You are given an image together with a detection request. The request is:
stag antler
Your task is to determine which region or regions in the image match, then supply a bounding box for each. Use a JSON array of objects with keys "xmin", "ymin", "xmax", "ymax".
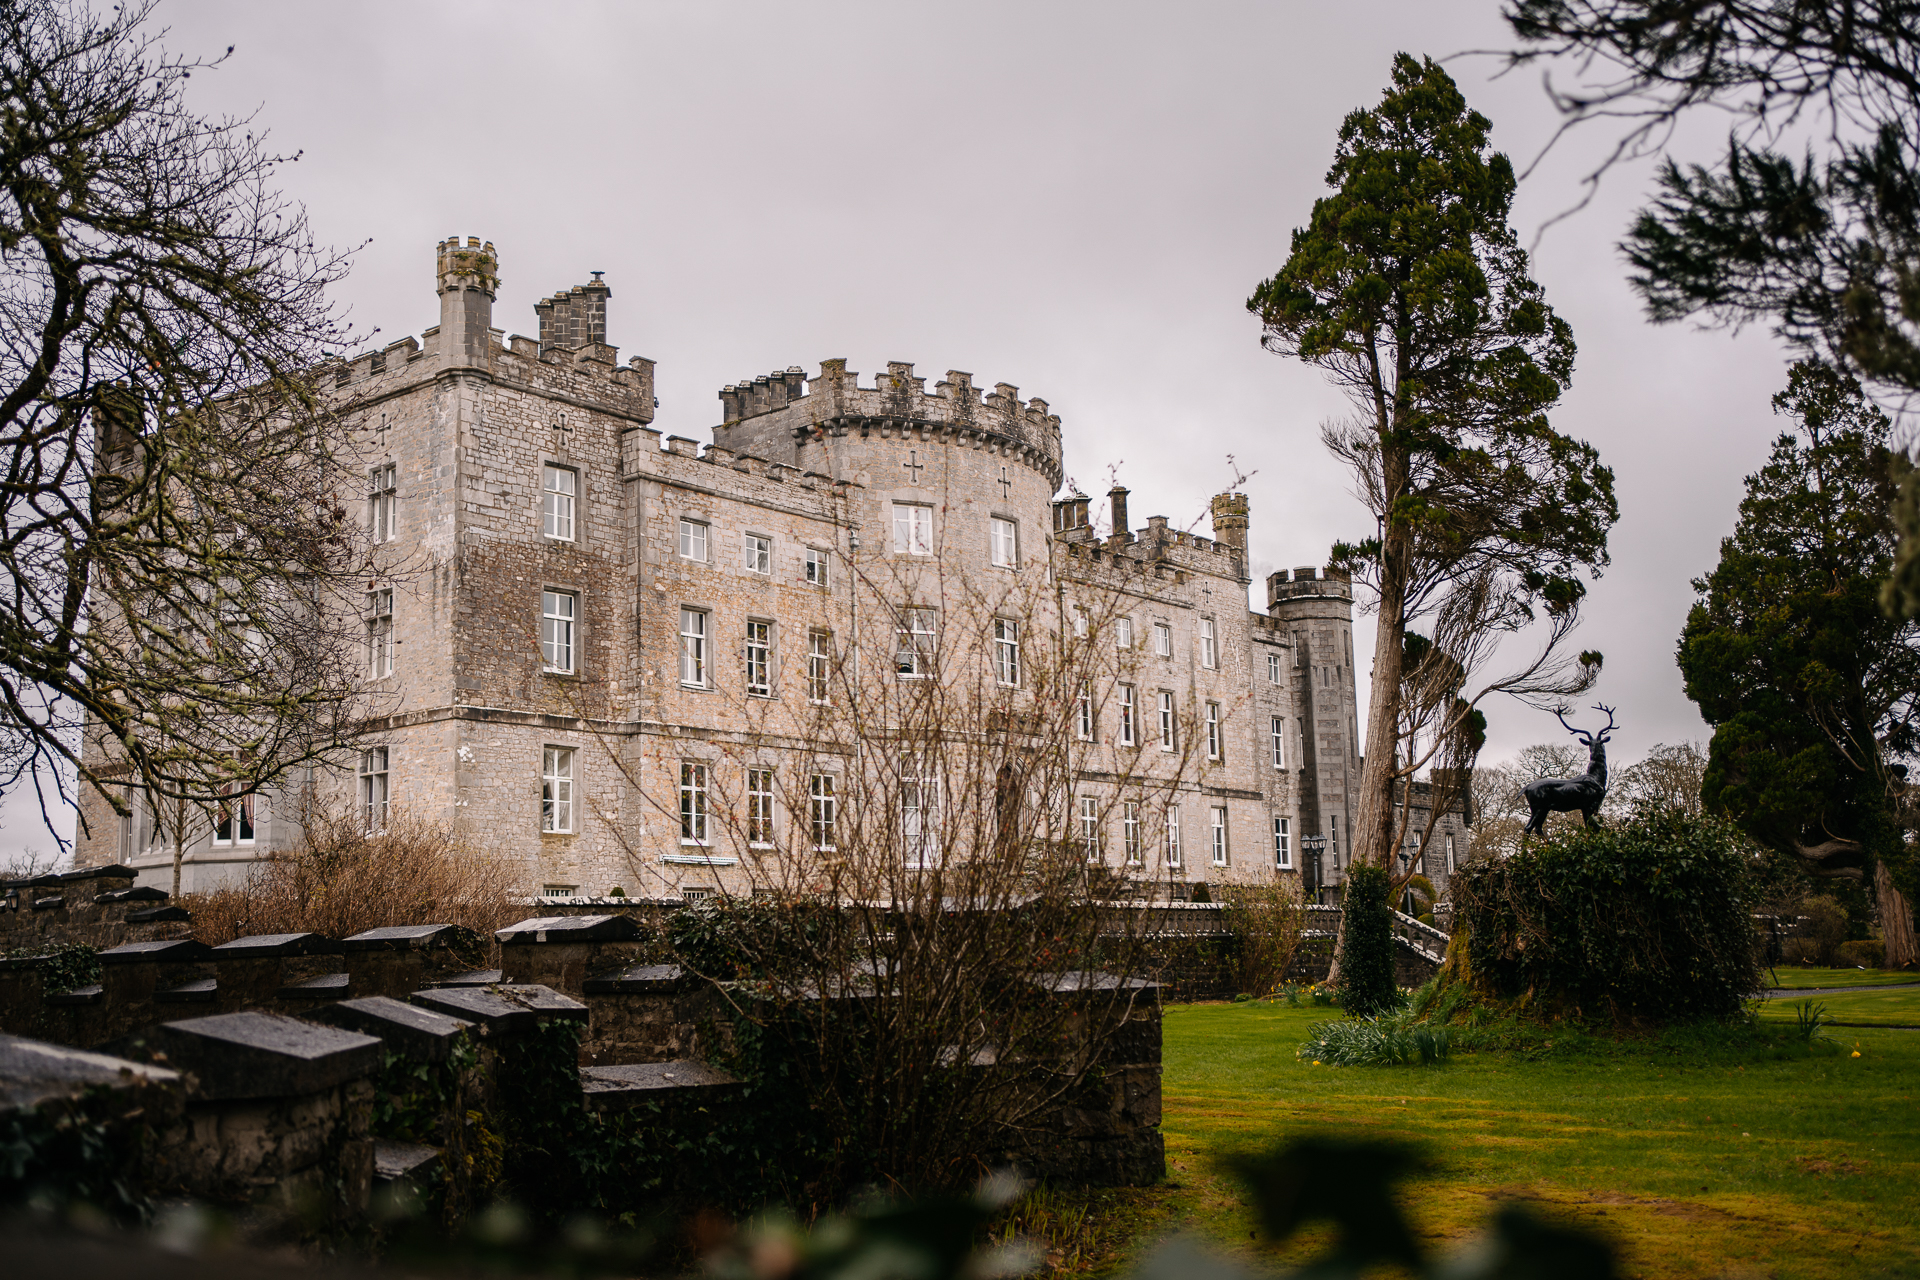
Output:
[
  {"xmin": 1553, "ymin": 704, "xmax": 1591, "ymax": 744},
  {"xmin": 1591, "ymin": 703, "xmax": 1618, "ymax": 742}
]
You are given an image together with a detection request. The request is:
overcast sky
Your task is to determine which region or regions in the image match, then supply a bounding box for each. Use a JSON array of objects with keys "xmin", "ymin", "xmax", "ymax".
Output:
[{"xmin": 5, "ymin": 1, "xmax": 1808, "ymax": 862}]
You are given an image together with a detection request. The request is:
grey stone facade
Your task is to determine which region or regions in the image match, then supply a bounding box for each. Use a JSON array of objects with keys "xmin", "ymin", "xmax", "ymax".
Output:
[{"xmin": 72, "ymin": 235, "xmax": 1436, "ymax": 904}]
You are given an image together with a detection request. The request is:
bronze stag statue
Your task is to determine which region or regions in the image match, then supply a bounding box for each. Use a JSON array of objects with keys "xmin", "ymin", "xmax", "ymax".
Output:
[{"xmin": 1522, "ymin": 704, "xmax": 1617, "ymax": 836}]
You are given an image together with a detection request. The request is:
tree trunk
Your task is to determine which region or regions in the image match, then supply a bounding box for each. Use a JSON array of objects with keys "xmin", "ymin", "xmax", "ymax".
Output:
[
  {"xmin": 1876, "ymin": 861, "xmax": 1918, "ymax": 969},
  {"xmin": 170, "ymin": 796, "xmax": 185, "ymax": 901},
  {"xmin": 1327, "ymin": 443, "xmax": 1414, "ymax": 986}
]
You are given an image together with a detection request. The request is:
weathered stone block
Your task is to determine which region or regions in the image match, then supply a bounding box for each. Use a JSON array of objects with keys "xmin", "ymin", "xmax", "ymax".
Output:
[
  {"xmin": 129, "ymin": 1012, "xmax": 382, "ymax": 1101},
  {"xmin": 311, "ymin": 995, "xmax": 473, "ymax": 1062}
]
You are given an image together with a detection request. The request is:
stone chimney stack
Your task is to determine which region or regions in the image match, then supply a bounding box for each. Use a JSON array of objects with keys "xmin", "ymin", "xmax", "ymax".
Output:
[
  {"xmin": 436, "ymin": 236, "xmax": 498, "ymax": 371},
  {"xmin": 1210, "ymin": 491, "xmax": 1249, "ymax": 552},
  {"xmin": 1109, "ymin": 485, "xmax": 1130, "ymax": 542},
  {"xmin": 535, "ymin": 274, "xmax": 612, "ymax": 353}
]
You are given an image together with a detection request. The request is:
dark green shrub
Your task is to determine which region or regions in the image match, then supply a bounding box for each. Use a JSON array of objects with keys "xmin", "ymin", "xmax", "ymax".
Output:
[
  {"xmin": 1336, "ymin": 864, "xmax": 1397, "ymax": 1017},
  {"xmin": 1835, "ymin": 938, "xmax": 1885, "ymax": 968},
  {"xmin": 1452, "ymin": 808, "xmax": 1761, "ymax": 1024}
]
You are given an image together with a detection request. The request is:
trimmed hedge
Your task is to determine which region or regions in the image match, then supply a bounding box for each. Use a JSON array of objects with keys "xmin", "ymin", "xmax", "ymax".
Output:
[
  {"xmin": 1452, "ymin": 808, "xmax": 1762, "ymax": 1024},
  {"xmin": 1337, "ymin": 864, "xmax": 1398, "ymax": 1016}
]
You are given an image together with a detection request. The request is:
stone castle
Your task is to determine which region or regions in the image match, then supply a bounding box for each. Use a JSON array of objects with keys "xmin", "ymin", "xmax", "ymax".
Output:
[{"xmin": 76, "ymin": 237, "xmax": 1466, "ymax": 903}]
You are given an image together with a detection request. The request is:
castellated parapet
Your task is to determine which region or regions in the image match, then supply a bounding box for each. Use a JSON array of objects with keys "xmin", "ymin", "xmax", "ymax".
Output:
[{"xmin": 713, "ymin": 359, "xmax": 1065, "ymax": 489}]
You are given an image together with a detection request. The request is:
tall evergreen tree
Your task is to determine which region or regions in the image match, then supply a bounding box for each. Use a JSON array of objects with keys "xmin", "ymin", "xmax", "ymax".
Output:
[
  {"xmin": 1248, "ymin": 54, "xmax": 1618, "ymax": 897},
  {"xmin": 1679, "ymin": 362, "xmax": 1920, "ymax": 966}
]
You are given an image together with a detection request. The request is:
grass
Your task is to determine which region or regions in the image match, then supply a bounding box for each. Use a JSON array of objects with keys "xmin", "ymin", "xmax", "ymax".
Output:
[
  {"xmin": 1758, "ymin": 988, "xmax": 1920, "ymax": 1028},
  {"xmin": 1766, "ymin": 967, "xmax": 1920, "ymax": 990},
  {"xmin": 1144, "ymin": 1000, "xmax": 1920, "ymax": 1280}
]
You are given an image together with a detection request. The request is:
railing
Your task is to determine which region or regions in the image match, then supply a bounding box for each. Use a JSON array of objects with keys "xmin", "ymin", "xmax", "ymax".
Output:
[{"xmin": 1389, "ymin": 909, "xmax": 1451, "ymax": 964}]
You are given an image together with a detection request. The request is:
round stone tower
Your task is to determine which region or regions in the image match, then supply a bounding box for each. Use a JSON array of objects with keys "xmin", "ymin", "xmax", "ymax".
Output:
[{"xmin": 1268, "ymin": 566, "xmax": 1360, "ymax": 897}]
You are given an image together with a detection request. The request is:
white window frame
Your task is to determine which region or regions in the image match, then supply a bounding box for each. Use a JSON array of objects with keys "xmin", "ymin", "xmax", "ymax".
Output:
[
  {"xmin": 1275, "ymin": 816, "xmax": 1292, "ymax": 869},
  {"xmin": 543, "ymin": 464, "xmax": 577, "ymax": 541},
  {"xmin": 990, "ymin": 516, "xmax": 1018, "ymax": 568},
  {"xmin": 1200, "ymin": 617, "xmax": 1218, "ymax": 669},
  {"xmin": 1211, "ymin": 806, "xmax": 1229, "ymax": 866},
  {"xmin": 902, "ymin": 759, "xmax": 939, "ymax": 869},
  {"xmin": 810, "ymin": 773, "xmax": 837, "ymax": 851},
  {"xmin": 744, "ymin": 532, "xmax": 772, "ymax": 574},
  {"xmin": 1118, "ymin": 684, "xmax": 1136, "ymax": 746},
  {"xmin": 1206, "ymin": 702, "xmax": 1221, "ymax": 761},
  {"xmin": 679, "ymin": 761, "xmax": 709, "ymax": 845},
  {"xmin": 1079, "ymin": 795, "xmax": 1100, "ymax": 861},
  {"xmin": 807, "ymin": 630, "xmax": 832, "ymax": 704},
  {"xmin": 746, "ymin": 767, "xmax": 775, "ymax": 847},
  {"xmin": 1116, "ymin": 618, "xmax": 1133, "ymax": 649},
  {"xmin": 360, "ymin": 747, "xmax": 389, "ymax": 831},
  {"xmin": 1123, "ymin": 801, "xmax": 1141, "ymax": 864},
  {"xmin": 1446, "ymin": 832, "xmax": 1456, "ymax": 874},
  {"xmin": 1165, "ymin": 804, "xmax": 1182, "ymax": 868},
  {"xmin": 1158, "ymin": 691, "xmax": 1176, "ymax": 751},
  {"xmin": 1076, "ymin": 685, "xmax": 1094, "ymax": 740},
  {"xmin": 541, "ymin": 589, "xmax": 577, "ymax": 674},
  {"xmin": 542, "ymin": 746, "xmax": 573, "ymax": 833},
  {"xmin": 993, "ymin": 618, "xmax": 1021, "ymax": 687},
  {"xmin": 679, "ymin": 607, "xmax": 708, "ymax": 688},
  {"xmin": 367, "ymin": 588, "xmax": 393, "ymax": 679},
  {"xmin": 678, "ymin": 518, "xmax": 709, "ymax": 561},
  {"xmin": 1271, "ymin": 716, "xmax": 1287, "ymax": 769},
  {"xmin": 212, "ymin": 786, "xmax": 255, "ymax": 846},
  {"xmin": 805, "ymin": 546, "xmax": 831, "ymax": 589},
  {"xmin": 370, "ymin": 463, "xmax": 397, "ymax": 543},
  {"xmin": 1330, "ymin": 814, "xmax": 1340, "ymax": 866},
  {"xmin": 892, "ymin": 502, "xmax": 933, "ymax": 556},
  {"xmin": 896, "ymin": 606, "xmax": 936, "ymax": 678},
  {"xmin": 745, "ymin": 618, "xmax": 772, "ymax": 697},
  {"xmin": 1268, "ymin": 651, "xmax": 1282, "ymax": 685},
  {"xmin": 1154, "ymin": 622, "xmax": 1173, "ymax": 658}
]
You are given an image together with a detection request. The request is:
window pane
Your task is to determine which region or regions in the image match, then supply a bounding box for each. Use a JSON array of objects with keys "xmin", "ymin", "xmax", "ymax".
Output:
[
  {"xmin": 745, "ymin": 619, "xmax": 771, "ymax": 695},
  {"xmin": 745, "ymin": 534, "xmax": 771, "ymax": 573},
  {"xmin": 543, "ymin": 466, "xmax": 576, "ymax": 540},
  {"xmin": 542, "ymin": 590, "xmax": 576, "ymax": 672},
  {"xmin": 679, "ymin": 519, "xmax": 707, "ymax": 560},
  {"xmin": 808, "ymin": 631, "xmax": 831, "ymax": 703},
  {"xmin": 680, "ymin": 608, "xmax": 707, "ymax": 686},
  {"xmin": 1117, "ymin": 618, "xmax": 1133, "ymax": 649},
  {"xmin": 991, "ymin": 518, "xmax": 1017, "ymax": 567}
]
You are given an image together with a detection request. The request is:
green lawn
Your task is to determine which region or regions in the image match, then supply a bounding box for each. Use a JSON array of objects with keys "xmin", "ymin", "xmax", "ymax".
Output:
[
  {"xmin": 1767, "ymin": 967, "xmax": 1920, "ymax": 990},
  {"xmin": 1760, "ymin": 987, "xmax": 1920, "ymax": 1028},
  {"xmin": 1154, "ymin": 1001, "xmax": 1920, "ymax": 1279}
]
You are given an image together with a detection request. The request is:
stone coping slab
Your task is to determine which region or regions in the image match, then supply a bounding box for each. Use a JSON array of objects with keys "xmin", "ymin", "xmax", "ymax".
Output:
[
  {"xmin": 59, "ymin": 864, "xmax": 136, "ymax": 883},
  {"xmin": 211, "ymin": 932, "xmax": 339, "ymax": 958},
  {"xmin": 340, "ymin": 923, "xmax": 469, "ymax": 952},
  {"xmin": 374, "ymin": 1138, "xmax": 443, "ymax": 1186},
  {"xmin": 433, "ymin": 969, "xmax": 503, "ymax": 987},
  {"xmin": 95, "ymin": 886, "xmax": 170, "ymax": 904},
  {"xmin": 277, "ymin": 973, "xmax": 350, "ymax": 999},
  {"xmin": 0, "ymin": 1032, "xmax": 181, "ymax": 1116},
  {"xmin": 125, "ymin": 906, "xmax": 192, "ymax": 924},
  {"xmin": 30, "ymin": 895, "xmax": 65, "ymax": 910},
  {"xmin": 155, "ymin": 978, "xmax": 217, "ymax": 1003},
  {"xmin": 495, "ymin": 914, "xmax": 641, "ymax": 944},
  {"xmin": 580, "ymin": 1059, "xmax": 737, "ymax": 1112},
  {"xmin": 583, "ymin": 963, "xmax": 688, "ymax": 995},
  {"xmin": 47, "ymin": 983, "xmax": 104, "ymax": 1006},
  {"xmin": 310, "ymin": 996, "xmax": 473, "ymax": 1062},
  {"xmin": 99, "ymin": 939, "xmax": 210, "ymax": 964},
  {"xmin": 410, "ymin": 984, "xmax": 585, "ymax": 1033},
  {"xmin": 130, "ymin": 1012, "xmax": 382, "ymax": 1101}
]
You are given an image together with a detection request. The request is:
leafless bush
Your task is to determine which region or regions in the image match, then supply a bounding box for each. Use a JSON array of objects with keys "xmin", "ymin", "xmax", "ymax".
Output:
[
  {"xmin": 566, "ymin": 503, "xmax": 1223, "ymax": 1193},
  {"xmin": 186, "ymin": 803, "xmax": 518, "ymax": 958},
  {"xmin": 1218, "ymin": 877, "xmax": 1306, "ymax": 996}
]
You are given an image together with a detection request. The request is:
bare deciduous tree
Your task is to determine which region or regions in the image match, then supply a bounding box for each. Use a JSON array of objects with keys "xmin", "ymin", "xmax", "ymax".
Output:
[{"xmin": 0, "ymin": 0, "xmax": 368, "ymax": 850}]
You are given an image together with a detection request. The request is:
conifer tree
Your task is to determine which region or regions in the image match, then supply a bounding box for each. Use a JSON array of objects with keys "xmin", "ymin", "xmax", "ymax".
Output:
[
  {"xmin": 1679, "ymin": 361, "xmax": 1920, "ymax": 967},
  {"xmin": 1249, "ymin": 54, "xmax": 1617, "ymax": 900}
]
